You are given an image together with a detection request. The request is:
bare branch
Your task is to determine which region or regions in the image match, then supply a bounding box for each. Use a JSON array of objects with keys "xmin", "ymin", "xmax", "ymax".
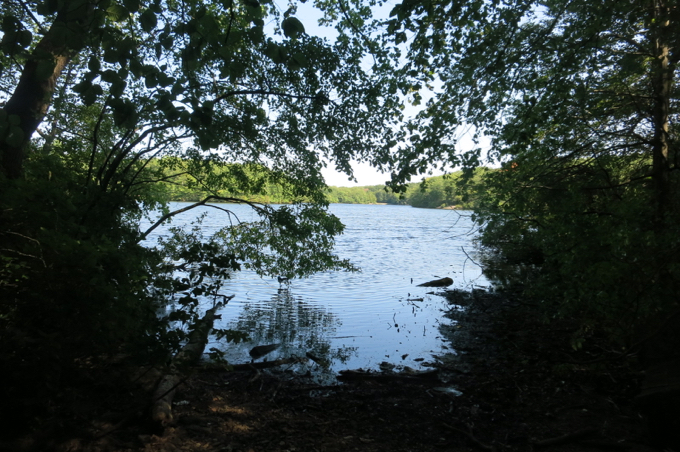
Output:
[
  {"xmin": 87, "ymin": 96, "xmax": 111, "ymax": 185},
  {"xmin": 460, "ymin": 246, "xmax": 482, "ymax": 268},
  {"xmin": 19, "ymin": 0, "xmax": 47, "ymax": 34},
  {"xmin": 214, "ymin": 89, "xmax": 328, "ymax": 103},
  {"xmin": 139, "ymin": 196, "xmax": 270, "ymax": 241}
]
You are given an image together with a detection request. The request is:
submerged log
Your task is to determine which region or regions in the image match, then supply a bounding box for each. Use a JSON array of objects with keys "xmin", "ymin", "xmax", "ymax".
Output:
[
  {"xmin": 306, "ymin": 351, "xmax": 330, "ymax": 368},
  {"xmin": 151, "ymin": 303, "xmax": 223, "ymax": 427},
  {"xmin": 249, "ymin": 343, "xmax": 280, "ymax": 360},
  {"xmin": 417, "ymin": 277, "xmax": 453, "ymax": 287},
  {"xmin": 231, "ymin": 356, "xmax": 308, "ymax": 371},
  {"xmin": 201, "ymin": 356, "xmax": 309, "ymax": 372},
  {"xmin": 337, "ymin": 368, "xmax": 439, "ymax": 383}
]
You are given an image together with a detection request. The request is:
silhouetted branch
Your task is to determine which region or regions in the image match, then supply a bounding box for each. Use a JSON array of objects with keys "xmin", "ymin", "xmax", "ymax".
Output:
[{"xmin": 139, "ymin": 196, "xmax": 269, "ymax": 240}]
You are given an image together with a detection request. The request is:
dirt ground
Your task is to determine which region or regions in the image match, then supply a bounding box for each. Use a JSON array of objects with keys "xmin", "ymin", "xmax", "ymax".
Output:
[{"xmin": 21, "ymin": 290, "xmax": 664, "ymax": 452}]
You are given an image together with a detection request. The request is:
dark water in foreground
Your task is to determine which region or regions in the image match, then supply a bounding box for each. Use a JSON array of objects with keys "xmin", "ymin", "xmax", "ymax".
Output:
[{"xmin": 143, "ymin": 203, "xmax": 488, "ymax": 376}]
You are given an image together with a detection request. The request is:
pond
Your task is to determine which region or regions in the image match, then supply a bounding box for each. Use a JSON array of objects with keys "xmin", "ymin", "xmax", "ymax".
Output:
[{"xmin": 142, "ymin": 203, "xmax": 488, "ymax": 378}]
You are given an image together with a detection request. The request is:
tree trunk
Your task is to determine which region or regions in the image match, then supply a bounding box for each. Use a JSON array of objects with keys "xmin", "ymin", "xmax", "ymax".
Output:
[
  {"xmin": 151, "ymin": 304, "xmax": 223, "ymax": 427},
  {"xmin": 650, "ymin": 0, "xmax": 674, "ymax": 219},
  {"xmin": 1, "ymin": 3, "xmax": 93, "ymax": 178}
]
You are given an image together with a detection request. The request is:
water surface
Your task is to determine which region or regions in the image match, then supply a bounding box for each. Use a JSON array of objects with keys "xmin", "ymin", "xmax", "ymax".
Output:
[{"xmin": 143, "ymin": 203, "xmax": 487, "ymax": 374}]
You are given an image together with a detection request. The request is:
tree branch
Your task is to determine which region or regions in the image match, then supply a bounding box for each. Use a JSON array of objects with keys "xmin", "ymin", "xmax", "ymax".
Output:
[
  {"xmin": 19, "ymin": 0, "xmax": 47, "ymax": 34},
  {"xmin": 214, "ymin": 89, "xmax": 328, "ymax": 103},
  {"xmin": 139, "ymin": 196, "xmax": 270, "ymax": 241}
]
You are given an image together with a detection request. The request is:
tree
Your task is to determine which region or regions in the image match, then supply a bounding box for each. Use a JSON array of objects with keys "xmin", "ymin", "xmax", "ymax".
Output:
[
  {"xmin": 0, "ymin": 0, "xmax": 403, "ymax": 438},
  {"xmin": 388, "ymin": 0, "xmax": 680, "ymax": 347}
]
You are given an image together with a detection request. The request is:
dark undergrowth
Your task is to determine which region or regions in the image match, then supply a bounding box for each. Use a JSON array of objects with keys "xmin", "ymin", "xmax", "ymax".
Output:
[{"xmin": 2, "ymin": 289, "xmax": 666, "ymax": 452}]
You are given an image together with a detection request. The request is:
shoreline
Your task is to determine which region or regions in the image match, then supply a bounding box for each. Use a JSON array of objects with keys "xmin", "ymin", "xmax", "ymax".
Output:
[{"xmin": 31, "ymin": 288, "xmax": 654, "ymax": 452}]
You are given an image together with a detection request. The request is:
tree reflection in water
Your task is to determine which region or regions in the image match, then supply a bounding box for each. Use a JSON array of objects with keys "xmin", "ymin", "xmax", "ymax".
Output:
[{"xmin": 214, "ymin": 286, "xmax": 357, "ymax": 379}]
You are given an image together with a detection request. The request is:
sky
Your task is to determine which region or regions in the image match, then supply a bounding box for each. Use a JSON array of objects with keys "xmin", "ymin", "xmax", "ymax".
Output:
[
  {"xmin": 296, "ymin": 2, "xmax": 405, "ymax": 187},
  {"xmin": 321, "ymin": 161, "xmax": 392, "ymax": 187},
  {"xmin": 290, "ymin": 1, "xmax": 491, "ymax": 188}
]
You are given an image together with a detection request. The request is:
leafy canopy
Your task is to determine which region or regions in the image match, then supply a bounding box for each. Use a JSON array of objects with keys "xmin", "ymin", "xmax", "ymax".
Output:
[
  {"xmin": 0, "ymin": 0, "xmax": 406, "ymax": 433},
  {"xmin": 388, "ymin": 0, "xmax": 680, "ymax": 346}
]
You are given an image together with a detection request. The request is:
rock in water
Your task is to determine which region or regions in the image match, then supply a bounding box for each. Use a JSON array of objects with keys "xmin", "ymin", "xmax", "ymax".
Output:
[
  {"xmin": 416, "ymin": 277, "xmax": 453, "ymax": 287},
  {"xmin": 249, "ymin": 343, "xmax": 280, "ymax": 360}
]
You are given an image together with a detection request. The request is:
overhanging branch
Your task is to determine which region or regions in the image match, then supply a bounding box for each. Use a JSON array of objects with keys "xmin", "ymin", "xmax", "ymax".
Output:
[
  {"xmin": 213, "ymin": 89, "xmax": 328, "ymax": 103},
  {"xmin": 139, "ymin": 196, "xmax": 270, "ymax": 241}
]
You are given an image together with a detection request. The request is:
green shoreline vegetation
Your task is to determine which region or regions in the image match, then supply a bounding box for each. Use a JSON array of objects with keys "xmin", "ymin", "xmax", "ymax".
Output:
[
  {"xmin": 157, "ymin": 159, "xmax": 489, "ymax": 209},
  {"xmin": 3, "ymin": 0, "xmax": 680, "ymax": 448}
]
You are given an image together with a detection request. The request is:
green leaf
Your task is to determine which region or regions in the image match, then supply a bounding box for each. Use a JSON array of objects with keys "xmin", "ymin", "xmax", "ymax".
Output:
[
  {"xmin": 243, "ymin": 0, "xmax": 262, "ymax": 22},
  {"xmin": 263, "ymin": 42, "xmax": 287, "ymax": 64},
  {"xmin": 111, "ymin": 99, "xmax": 138, "ymax": 127},
  {"xmin": 83, "ymin": 84, "xmax": 103, "ymax": 106},
  {"xmin": 228, "ymin": 61, "xmax": 246, "ymax": 82},
  {"xmin": 107, "ymin": 5, "xmax": 130, "ymax": 22},
  {"xmin": 110, "ymin": 79, "xmax": 126, "ymax": 97},
  {"xmin": 88, "ymin": 57, "xmax": 101, "ymax": 72},
  {"xmin": 18, "ymin": 29, "xmax": 32, "ymax": 48},
  {"xmin": 139, "ymin": 9, "xmax": 157, "ymax": 32},
  {"xmin": 288, "ymin": 52, "xmax": 309, "ymax": 70},
  {"xmin": 123, "ymin": 0, "xmax": 141, "ymax": 11},
  {"xmin": 72, "ymin": 80, "xmax": 92, "ymax": 94},
  {"xmin": 281, "ymin": 17, "xmax": 305, "ymax": 39},
  {"xmin": 145, "ymin": 72, "xmax": 158, "ymax": 88},
  {"xmin": 224, "ymin": 29, "xmax": 243, "ymax": 47},
  {"xmin": 104, "ymin": 47, "xmax": 120, "ymax": 64},
  {"xmin": 156, "ymin": 72, "xmax": 173, "ymax": 88},
  {"xmin": 129, "ymin": 57, "xmax": 144, "ymax": 77},
  {"xmin": 101, "ymin": 69, "xmax": 120, "ymax": 84},
  {"xmin": 1, "ymin": 15, "xmax": 17, "ymax": 33},
  {"xmin": 160, "ymin": 33, "xmax": 174, "ymax": 50}
]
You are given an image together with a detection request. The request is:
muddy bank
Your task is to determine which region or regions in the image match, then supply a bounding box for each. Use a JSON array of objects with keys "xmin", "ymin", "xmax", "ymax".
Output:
[{"xmin": 10, "ymin": 289, "xmax": 659, "ymax": 452}]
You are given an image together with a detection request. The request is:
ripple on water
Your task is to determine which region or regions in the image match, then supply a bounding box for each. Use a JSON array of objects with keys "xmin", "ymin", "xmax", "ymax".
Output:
[{"xmin": 142, "ymin": 203, "xmax": 488, "ymax": 374}]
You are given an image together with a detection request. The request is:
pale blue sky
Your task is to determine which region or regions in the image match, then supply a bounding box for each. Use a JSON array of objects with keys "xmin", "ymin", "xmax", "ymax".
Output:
[{"xmin": 290, "ymin": 1, "xmax": 489, "ymax": 187}]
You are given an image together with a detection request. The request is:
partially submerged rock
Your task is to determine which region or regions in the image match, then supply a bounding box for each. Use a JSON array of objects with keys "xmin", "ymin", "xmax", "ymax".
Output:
[
  {"xmin": 249, "ymin": 343, "xmax": 281, "ymax": 360},
  {"xmin": 417, "ymin": 277, "xmax": 453, "ymax": 287}
]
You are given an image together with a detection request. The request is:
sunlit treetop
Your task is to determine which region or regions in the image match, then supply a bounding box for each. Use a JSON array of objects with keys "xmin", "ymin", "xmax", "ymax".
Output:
[{"xmin": 0, "ymin": 0, "xmax": 407, "ymax": 194}]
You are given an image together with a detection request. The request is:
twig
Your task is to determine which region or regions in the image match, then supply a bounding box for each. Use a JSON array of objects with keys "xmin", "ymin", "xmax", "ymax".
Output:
[
  {"xmin": 460, "ymin": 246, "xmax": 482, "ymax": 268},
  {"xmin": 139, "ymin": 195, "xmax": 269, "ymax": 240},
  {"xmin": 248, "ymin": 366, "xmax": 262, "ymax": 384}
]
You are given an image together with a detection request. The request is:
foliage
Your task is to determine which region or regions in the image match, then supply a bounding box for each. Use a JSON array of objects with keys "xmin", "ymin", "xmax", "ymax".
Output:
[
  {"xmin": 0, "ymin": 0, "xmax": 404, "ymax": 436},
  {"xmin": 325, "ymin": 186, "xmax": 377, "ymax": 204},
  {"xmin": 406, "ymin": 169, "xmax": 488, "ymax": 209},
  {"xmin": 389, "ymin": 0, "xmax": 680, "ymax": 348},
  {"xmin": 146, "ymin": 157, "xmax": 484, "ymax": 208},
  {"xmin": 0, "ymin": 155, "xmax": 171, "ymax": 432},
  {"xmin": 359, "ymin": 170, "xmax": 487, "ymax": 208},
  {"xmin": 148, "ymin": 158, "xmax": 311, "ymax": 204}
]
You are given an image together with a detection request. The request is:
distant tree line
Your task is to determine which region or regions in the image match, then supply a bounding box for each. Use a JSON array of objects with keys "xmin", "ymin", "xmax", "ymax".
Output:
[
  {"xmin": 349, "ymin": 168, "xmax": 488, "ymax": 209},
  {"xmin": 157, "ymin": 158, "xmax": 488, "ymax": 209}
]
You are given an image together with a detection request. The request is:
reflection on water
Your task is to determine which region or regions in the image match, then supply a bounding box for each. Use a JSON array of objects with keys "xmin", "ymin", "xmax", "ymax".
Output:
[
  {"xmin": 209, "ymin": 287, "xmax": 357, "ymax": 369},
  {"xmin": 143, "ymin": 203, "xmax": 488, "ymax": 375}
]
